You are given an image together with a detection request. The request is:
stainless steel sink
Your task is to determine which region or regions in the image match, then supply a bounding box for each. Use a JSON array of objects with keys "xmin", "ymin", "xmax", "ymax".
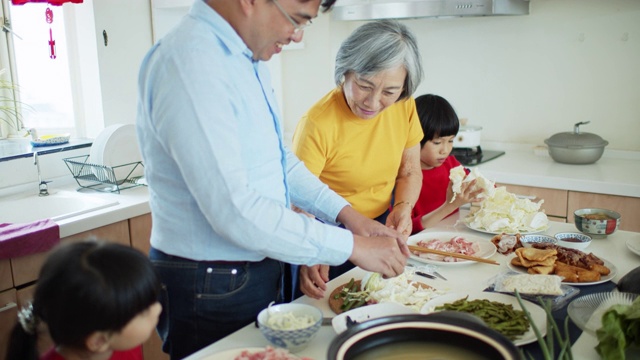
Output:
[{"xmin": 0, "ymin": 190, "xmax": 119, "ymax": 224}]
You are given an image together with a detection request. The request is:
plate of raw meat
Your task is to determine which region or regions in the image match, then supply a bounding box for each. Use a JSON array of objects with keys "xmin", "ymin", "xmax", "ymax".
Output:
[{"xmin": 408, "ymin": 231, "xmax": 496, "ymax": 266}]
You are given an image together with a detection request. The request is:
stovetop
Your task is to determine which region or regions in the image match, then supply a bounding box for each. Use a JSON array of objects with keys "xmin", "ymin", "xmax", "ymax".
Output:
[{"xmin": 452, "ymin": 146, "xmax": 505, "ymax": 166}]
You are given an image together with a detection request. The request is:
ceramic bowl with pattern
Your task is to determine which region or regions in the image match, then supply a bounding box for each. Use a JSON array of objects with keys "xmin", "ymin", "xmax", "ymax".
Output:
[
  {"xmin": 574, "ymin": 208, "xmax": 621, "ymax": 237},
  {"xmin": 257, "ymin": 303, "xmax": 322, "ymax": 353},
  {"xmin": 555, "ymin": 232, "xmax": 592, "ymax": 250},
  {"xmin": 520, "ymin": 234, "xmax": 558, "ymax": 248}
]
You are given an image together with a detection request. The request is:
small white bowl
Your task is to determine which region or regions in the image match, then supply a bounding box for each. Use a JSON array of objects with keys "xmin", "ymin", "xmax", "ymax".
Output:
[
  {"xmin": 555, "ymin": 232, "xmax": 592, "ymax": 250},
  {"xmin": 568, "ymin": 292, "xmax": 638, "ymax": 336},
  {"xmin": 257, "ymin": 303, "xmax": 322, "ymax": 353},
  {"xmin": 520, "ymin": 234, "xmax": 558, "ymax": 248}
]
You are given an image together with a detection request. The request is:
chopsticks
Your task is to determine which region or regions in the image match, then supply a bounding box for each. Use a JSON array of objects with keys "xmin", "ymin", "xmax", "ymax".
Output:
[{"xmin": 408, "ymin": 245, "xmax": 499, "ymax": 265}]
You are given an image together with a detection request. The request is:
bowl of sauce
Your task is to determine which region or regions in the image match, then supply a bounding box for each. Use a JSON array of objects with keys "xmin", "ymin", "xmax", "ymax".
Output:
[
  {"xmin": 555, "ymin": 232, "xmax": 592, "ymax": 250},
  {"xmin": 574, "ymin": 208, "xmax": 621, "ymax": 237}
]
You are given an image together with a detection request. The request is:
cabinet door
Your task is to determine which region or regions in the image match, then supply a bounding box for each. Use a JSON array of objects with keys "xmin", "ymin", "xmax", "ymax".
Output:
[
  {"xmin": 568, "ymin": 192, "xmax": 640, "ymax": 232},
  {"xmin": 128, "ymin": 213, "xmax": 169, "ymax": 360},
  {"xmin": 496, "ymin": 183, "xmax": 568, "ymax": 220},
  {"xmin": 10, "ymin": 220, "xmax": 130, "ymax": 287},
  {"xmin": 93, "ymin": 0, "xmax": 153, "ymax": 127},
  {"xmin": 129, "ymin": 213, "xmax": 152, "ymax": 255},
  {"xmin": 0, "ymin": 289, "xmax": 18, "ymax": 359},
  {"xmin": 0, "ymin": 260, "xmax": 12, "ymax": 292}
]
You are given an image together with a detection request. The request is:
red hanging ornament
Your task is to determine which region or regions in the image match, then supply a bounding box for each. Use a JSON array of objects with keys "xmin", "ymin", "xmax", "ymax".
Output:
[
  {"xmin": 12, "ymin": 0, "xmax": 83, "ymax": 6},
  {"xmin": 46, "ymin": 7, "xmax": 56, "ymax": 59}
]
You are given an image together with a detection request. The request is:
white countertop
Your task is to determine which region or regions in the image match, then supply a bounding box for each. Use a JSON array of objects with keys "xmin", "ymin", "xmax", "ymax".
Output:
[
  {"xmin": 471, "ymin": 144, "xmax": 640, "ymax": 198},
  {"xmin": 1, "ymin": 179, "xmax": 153, "ymax": 238},
  {"xmin": 184, "ymin": 212, "xmax": 640, "ymax": 360}
]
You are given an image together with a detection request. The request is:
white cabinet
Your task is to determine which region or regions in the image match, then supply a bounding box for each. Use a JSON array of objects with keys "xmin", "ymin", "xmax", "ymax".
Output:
[{"xmin": 92, "ymin": 0, "xmax": 153, "ymax": 128}]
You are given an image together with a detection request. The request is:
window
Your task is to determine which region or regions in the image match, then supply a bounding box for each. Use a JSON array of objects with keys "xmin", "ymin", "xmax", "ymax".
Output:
[
  {"xmin": 0, "ymin": 0, "xmax": 102, "ymax": 138},
  {"xmin": 8, "ymin": 2, "xmax": 74, "ymax": 132}
]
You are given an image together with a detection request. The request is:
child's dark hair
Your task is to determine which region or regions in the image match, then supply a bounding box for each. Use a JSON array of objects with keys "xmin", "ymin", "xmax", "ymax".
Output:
[
  {"xmin": 415, "ymin": 94, "xmax": 460, "ymax": 147},
  {"xmin": 6, "ymin": 240, "xmax": 161, "ymax": 360}
]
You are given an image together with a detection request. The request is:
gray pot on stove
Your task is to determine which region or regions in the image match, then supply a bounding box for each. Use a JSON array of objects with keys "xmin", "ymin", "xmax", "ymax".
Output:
[{"xmin": 544, "ymin": 121, "xmax": 608, "ymax": 165}]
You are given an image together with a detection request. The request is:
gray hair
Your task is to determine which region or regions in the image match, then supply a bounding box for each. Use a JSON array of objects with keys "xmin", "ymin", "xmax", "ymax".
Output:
[{"xmin": 334, "ymin": 20, "xmax": 423, "ymax": 101}]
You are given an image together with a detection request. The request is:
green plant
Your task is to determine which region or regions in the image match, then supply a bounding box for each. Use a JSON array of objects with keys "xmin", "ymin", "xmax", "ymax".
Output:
[
  {"xmin": 0, "ymin": 78, "xmax": 24, "ymax": 131},
  {"xmin": 515, "ymin": 291, "xmax": 573, "ymax": 360}
]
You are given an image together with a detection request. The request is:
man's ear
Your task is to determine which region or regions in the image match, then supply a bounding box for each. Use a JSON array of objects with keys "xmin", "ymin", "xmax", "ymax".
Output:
[
  {"xmin": 85, "ymin": 331, "xmax": 111, "ymax": 352},
  {"xmin": 239, "ymin": 0, "xmax": 258, "ymax": 16}
]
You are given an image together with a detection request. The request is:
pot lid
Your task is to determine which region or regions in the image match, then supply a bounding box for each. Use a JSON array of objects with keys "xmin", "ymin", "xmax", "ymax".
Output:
[{"xmin": 544, "ymin": 121, "xmax": 608, "ymax": 149}]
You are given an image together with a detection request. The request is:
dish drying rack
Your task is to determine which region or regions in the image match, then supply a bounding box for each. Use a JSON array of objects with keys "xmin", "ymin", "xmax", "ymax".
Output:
[{"xmin": 63, "ymin": 155, "xmax": 146, "ymax": 193}]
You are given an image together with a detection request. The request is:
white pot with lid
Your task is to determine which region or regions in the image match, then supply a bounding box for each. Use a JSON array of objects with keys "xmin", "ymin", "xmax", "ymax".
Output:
[
  {"xmin": 453, "ymin": 118, "xmax": 482, "ymax": 148},
  {"xmin": 544, "ymin": 121, "xmax": 608, "ymax": 165}
]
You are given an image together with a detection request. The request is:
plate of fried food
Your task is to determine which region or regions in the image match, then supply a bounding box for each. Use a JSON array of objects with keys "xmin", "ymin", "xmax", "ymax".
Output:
[
  {"xmin": 328, "ymin": 271, "xmax": 445, "ymax": 314},
  {"xmin": 408, "ymin": 232, "xmax": 496, "ymax": 266},
  {"xmin": 507, "ymin": 244, "xmax": 616, "ymax": 286}
]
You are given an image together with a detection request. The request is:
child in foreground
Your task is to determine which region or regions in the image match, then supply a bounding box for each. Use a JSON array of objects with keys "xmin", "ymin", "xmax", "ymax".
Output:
[
  {"xmin": 411, "ymin": 94, "xmax": 484, "ymax": 234},
  {"xmin": 7, "ymin": 240, "xmax": 161, "ymax": 360}
]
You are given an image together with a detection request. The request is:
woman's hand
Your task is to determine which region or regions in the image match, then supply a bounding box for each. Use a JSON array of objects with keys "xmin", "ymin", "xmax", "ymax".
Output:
[{"xmin": 386, "ymin": 204, "xmax": 413, "ymax": 236}]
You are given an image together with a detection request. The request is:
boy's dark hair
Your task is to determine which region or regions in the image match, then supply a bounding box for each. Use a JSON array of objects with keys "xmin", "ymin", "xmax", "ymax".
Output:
[
  {"xmin": 6, "ymin": 240, "xmax": 161, "ymax": 360},
  {"xmin": 415, "ymin": 94, "xmax": 460, "ymax": 147}
]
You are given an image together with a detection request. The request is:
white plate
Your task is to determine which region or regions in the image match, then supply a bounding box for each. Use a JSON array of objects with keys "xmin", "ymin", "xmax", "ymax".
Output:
[
  {"xmin": 332, "ymin": 302, "xmax": 415, "ymax": 334},
  {"xmin": 408, "ymin": 231, "xmax": 496, "ymax": 266},
  {"xmin": 420, "ymin": 292, "xmax": 546, "ymax": 346},
  {"xmin": 507, "ymin": 254, "xmax": 617, "ymax": 286},
  {"xmin": 90, "ymin": 124, "xmax": 143, "ymax": 180},
  {"xmin": 464, "ymin": 221, "xmax": 549, "ymax": 235},
  {"xmin": 627, "ymin": 238, "xmax": 640, "ymax": 256},
  {"xmin": 196, "ymin": 347, "xmax": 265, "ymax": 360}
]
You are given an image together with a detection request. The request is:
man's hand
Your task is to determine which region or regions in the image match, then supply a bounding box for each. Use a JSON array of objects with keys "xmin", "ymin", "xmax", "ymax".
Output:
[
  {"xmin": 298, "ymin": 265, "xmax": 330, "ymax": 299},
  {"xmin": 349, "ymin": 235, "xmax": 409, "ymax": 278}
]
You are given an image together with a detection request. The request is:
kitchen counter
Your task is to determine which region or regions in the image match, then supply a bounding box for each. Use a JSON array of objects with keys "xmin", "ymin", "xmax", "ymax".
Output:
[
  {"xmin": 473, "ymin": 143, "xmax": 640, "ymax": 198},
  {"xmin": 0, "ymin": 180, "xmax": 152, "ymax": 239},
  {"xmin": 183, "ymin": 212, "xmax": 640, "ymax": 360}
]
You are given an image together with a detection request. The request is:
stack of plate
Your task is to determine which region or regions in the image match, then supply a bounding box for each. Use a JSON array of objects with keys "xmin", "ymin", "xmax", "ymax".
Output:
[{"xmin": 90, "ymin": 124, "xmax": 144, "ymax": 180}]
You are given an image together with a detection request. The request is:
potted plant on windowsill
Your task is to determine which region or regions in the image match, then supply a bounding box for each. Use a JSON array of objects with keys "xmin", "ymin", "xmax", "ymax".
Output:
[{"xmin": 0, "ymin": 68, "xmax": 27, "ymax": 139}]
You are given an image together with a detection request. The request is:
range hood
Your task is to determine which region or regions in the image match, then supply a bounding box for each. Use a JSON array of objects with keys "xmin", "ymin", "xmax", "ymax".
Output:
[{"xmin": 331, "ymin": 0, "xmax": 529, "ymax": 21}]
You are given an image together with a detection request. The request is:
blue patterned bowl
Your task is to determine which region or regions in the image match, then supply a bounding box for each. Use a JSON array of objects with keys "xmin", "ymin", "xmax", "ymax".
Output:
[
  {"xmin": 257, "ymin": 303, "xmax": 322, "ymax": 352},
  {"xmin": 555, "ymin": 232, "xmax": 592, "ymax": 250},
  {"xmin": 520, "ymin": 234, "xmax": 558, "ymax": 248}
]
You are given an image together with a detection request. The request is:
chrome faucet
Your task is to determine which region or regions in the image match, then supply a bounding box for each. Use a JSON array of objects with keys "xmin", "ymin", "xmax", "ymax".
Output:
[{"xmin": 33, "ymin": 152, "xmax": 50, "ymax": 196}]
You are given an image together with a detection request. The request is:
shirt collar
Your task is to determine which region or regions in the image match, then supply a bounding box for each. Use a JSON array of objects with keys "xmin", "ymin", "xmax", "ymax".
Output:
[{"xmin": 190, "ymin": 0, "xmax": 255, "ymax": 60}]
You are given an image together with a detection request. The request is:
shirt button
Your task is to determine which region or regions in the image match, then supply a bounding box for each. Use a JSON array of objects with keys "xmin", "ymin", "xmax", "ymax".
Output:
[
  {"xmin": 207, "ymin": 268, "xmax": 213, "ymax": 273},
  {"xmin": 231, "ymin": 269, "xmax": 238, "ymax": 275}
]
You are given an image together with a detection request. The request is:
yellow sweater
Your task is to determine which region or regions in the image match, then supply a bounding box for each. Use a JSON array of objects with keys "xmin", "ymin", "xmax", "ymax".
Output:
[{"xmin": 292, "ymin": 87, "xmax": 423, "ymax": 218}]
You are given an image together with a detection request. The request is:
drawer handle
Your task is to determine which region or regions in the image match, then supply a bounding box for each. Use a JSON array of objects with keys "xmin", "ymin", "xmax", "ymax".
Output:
[{"xmin": 0, "ymin": 302, "xmax": 17, "ymax": 313}]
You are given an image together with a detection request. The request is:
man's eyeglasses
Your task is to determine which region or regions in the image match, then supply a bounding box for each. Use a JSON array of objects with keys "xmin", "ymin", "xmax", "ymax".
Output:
[{"xmin": 272, "ymin": 0, "xmax": 312, "ymax": 34}]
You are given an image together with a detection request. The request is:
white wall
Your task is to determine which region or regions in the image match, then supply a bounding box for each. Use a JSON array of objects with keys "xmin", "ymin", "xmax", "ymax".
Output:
[{"xmin": 279, "ymin": 0, "xmax": 640, "ymax": 151}]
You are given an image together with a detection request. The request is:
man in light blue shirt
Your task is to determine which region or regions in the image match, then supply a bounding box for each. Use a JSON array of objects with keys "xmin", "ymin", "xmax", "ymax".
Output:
[{"xmin": 137, "ymin": 0, "xmax": 410, "ymax": 358}]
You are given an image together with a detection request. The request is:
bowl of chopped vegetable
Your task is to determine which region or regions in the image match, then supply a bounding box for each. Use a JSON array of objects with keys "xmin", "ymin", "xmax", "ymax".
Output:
[{"xmin": 257, "ymin": 302, "xmax": 322, "ymax": 352}]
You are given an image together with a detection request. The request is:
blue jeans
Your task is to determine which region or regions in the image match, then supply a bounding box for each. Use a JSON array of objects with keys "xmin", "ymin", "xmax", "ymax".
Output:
[{"xmin": 149, "ymin": 248, "xmax": 283, "ymax": 360}]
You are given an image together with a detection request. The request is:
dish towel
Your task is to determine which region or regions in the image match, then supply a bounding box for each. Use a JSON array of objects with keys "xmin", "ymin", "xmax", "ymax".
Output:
[{"xmin": 0, "ymin": 219, "xmax": 60, "ymax": 260}]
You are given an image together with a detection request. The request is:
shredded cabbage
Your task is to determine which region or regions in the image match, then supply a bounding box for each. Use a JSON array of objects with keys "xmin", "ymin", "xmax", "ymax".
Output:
[
  {"xmin": 266, "ymin": 311, "xmax": 315, "ymax": 330},
  {"xmin": 465, "ymin": 186, "xmax": 549, "ymax": 233},
  {"xmin": 450, "ymin": 166, "xmax": 496, "ymax": 203},
  {"xmin": 363, "ymin": 270, "xmax": 445, "ymax": 312}
]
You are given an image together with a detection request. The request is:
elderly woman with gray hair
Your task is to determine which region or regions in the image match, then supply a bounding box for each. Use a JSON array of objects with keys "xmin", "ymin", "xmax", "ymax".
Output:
[{"xmin": 291, "ymin": 20, "xmax": 424, "ymax": 299}]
